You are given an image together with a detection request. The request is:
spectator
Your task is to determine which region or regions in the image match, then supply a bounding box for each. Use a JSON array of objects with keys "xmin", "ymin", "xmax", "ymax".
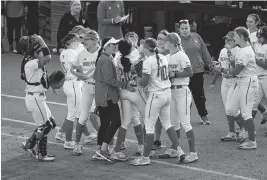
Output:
[
  {"xmin": 1, "ymin": 1, "xmax": 6, "ymax": 53},
  {"xmin": 178, "ymin": 19, "xmax": 212, "ymax": 125},
  {"xmin": 5, "ymin": 1, "xmax": 26, "ymax": 53},
  {"xmin": 97, "ymin": 0, "xmax": 125, "ymax": 40},
  {"xmin": 27, "ymin": 1, "xmax": 39, "ymax": 36},
  {"xmin": 57, "ymin": 0, "xmax": 90, "ymax": 53}
]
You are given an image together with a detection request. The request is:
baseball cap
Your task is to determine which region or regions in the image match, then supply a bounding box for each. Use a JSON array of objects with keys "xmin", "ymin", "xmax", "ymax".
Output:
[
  {"xmin": 103, "ymin": 37, "xmax": 120, "ymax": 49},
  {"xmin": 223, "ymin": 31, "xmax": 235, "ymax": 40}
]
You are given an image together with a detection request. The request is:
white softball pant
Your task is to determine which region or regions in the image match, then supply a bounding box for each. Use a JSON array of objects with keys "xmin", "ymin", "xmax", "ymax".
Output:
[
  {"xmin": 119, "ymin": 87, "xmax": 147, "ymax": 129},
  {"xmin": 253, "ymin": 75, "xmax": 267, "ymax": 110},
  {"xmin": 170, "ymin": 86, "xmax": 192, "ymax": 132},
  {"xmin": 78, "ymin": 81, "xmax": 96, "ymax": 125},
  {"xmin": 25, "ymin": 93, "xmax": 52, "ymax": 126},
  {"xmin": 145, "ymin": 89, "xmax": 172, "ymax": 134},
  {"xmin": 226, "ymin": 76, "xmax": 258, "ymax": 120},
  {"xmin": 221, "ymin": 78, "xmax": 240, "ymax": 116},
  {"xmin": 63, "ymin": 80, "xmax": 81, "ymax": 121}
]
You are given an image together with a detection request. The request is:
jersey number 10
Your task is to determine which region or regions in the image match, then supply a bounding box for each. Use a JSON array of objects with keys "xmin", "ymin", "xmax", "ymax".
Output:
[{"xmin": 161, "ymin": 65, "xmax": 168, "ymax": 81}]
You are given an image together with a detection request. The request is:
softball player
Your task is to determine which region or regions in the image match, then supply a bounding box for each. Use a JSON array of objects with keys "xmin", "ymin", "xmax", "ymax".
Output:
[
  {"xmin": 111, "ymin": 39, "xmax": 146, "ymax": 161},
  {"xmin": 252, "ymin": 26, "xmax": 267, "ymax": 130},
  {"xmin": 72, "ymin": 30, "xmax": 100, "ymax": 155},
  {"xmin": 164, "ymin": 33, "xmax": 198, "ymax": 163},
  {"xmin": 152, "ymin": 30, "xmax": 170, "ymax": 150},
  {"xmin": 246, "ymin": 14, "xmax": 267, "ymax": 121},
  {"xmin": 212, "ymin": 27, "xmax": 258, "ymax": 150},
  {"xmin": 210, "ymin": 31, "xmax": 244, "ymax": 141},
  {"xmin": 131, "ymin": 38, "xmax": 184, "ymax": 166},
  {"xmin": 20, "ymin": 35, "xmax": 56, "ymax": 161},
  {"xmin": 59, "ymin": 33, "xmax": 81, "ymax": 149}
]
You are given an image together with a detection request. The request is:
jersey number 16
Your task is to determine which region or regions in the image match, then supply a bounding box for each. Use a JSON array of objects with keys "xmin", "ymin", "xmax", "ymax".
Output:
[{"xmin": 161, "ymin": 65, "xmax": 168, "ymax": 81}]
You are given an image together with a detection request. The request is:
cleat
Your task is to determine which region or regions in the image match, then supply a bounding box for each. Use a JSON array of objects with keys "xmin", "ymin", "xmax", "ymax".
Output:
[
  {"xmin": 55, "ymin": 131, "xmax": 65, "ymax": 142},
  {"xmin": 151, "ymin": 140, "xmax": 162, "ymax": 150},
  {"xmin": 181, "ymin": 152, "xmax": 198, "ymax": 164},
  {"xmin": 238, "ymin": 140, "xmax": 257, "ymax": 150},
  {"xmin": 159, "ymin": 149, "xmax": 177, "ymax": 159},
  {"xmin": 64, "ymin": 141, "xmax": 75, "ymax": 150},
  {"xmin": 20, "ymin": 142, "xmax": 36, "ymax": 158},
  {"xmin": 130, "ymin": 156, "xmax": 150, "ymax": 166},
  {"xmin": 120, "ymin": 142, "xmax": 126, "ymax": 150},
  {"xmin": 135, "ymin": 145, "xmax": 144, "ymax": 156},
  {"xmin": 73, "ymin": 143, "xmax": 83, "ymax": 156},
  {"xmin": 94, "ymin": 150, "xmax": 113, "ymax": 162},
  {"xmin": 237, "ymin": 130, "xmax": 248, "ymax": 143},
  {"xmin": 84, "ymin": 133, "xmax": 97, "ymax": 144},
  {"xmin": 220, "ymin": 132, "xmax": 236, "ymax": 141},
  {"xmin": 110, "ymin": 151, "xmax": 128, "ymax": 161},
  {"xmin": 200, "ymin": 116, "xmax": 211, "ymax": 125},
  {"xmin": 36, "ymin": 155, "xmax": 55, "ymax": 162}
]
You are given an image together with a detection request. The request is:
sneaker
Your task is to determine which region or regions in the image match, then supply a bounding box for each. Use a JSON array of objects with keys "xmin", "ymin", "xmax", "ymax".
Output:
[
  {"xmin": 239, "ymin": 140, "xmax": 257, "ymax": 150},
  {"xmin": 130, "ymin": 156, "xmax": 150, "ymax": 166},
  {"xmin": 120, "ymin": 142, "xmax": 126, "ymax": 150},
  {"xmin": 108, "ymin": 145, "xmax": 114, "ymax": 155},
  {"xmin": 220, "ymin": 132, "xmax": 236, "ymax": 141},
  {"xmin": 55, "ymin": 131, "xmax": 65, "ymax": 142},
  {"xmin": 261, "ymin": 111, "xmax": 267, "ymax": 124},
  {"xmin": 200, "ymin": 116, "xmax": 211, "ymax": 125},
  {"xmin": 177, "ymin": 146, "xmax": 186, "ymax": 163},
  {"xmin": 73, "ymin": 143, "xmax": 83, "ymax": 156},
  {"xmin": 84, "ymin": 133, "xmax": 97, "ymax": 144},
  {"xmin": 36, "ymin": 154, "xmax": 55, "ymax": 162},
  {"xmin": 92, "ymin": 152, "xmax": 105, "ymax": 160},
  {"xmin": 135, "ymin": 145, "xmax": 144, "ymax": 156},
  {"xmin": 151, "ymin": 140, "xmax": 161, "ymax": 150},
  {"xmin": 64, "ymin": 141, "xmax": 75, "ymax": 150},
  {"xmin": 181, "ymin": 152, "xmax": 198, "ymax": 164},
  {"xmin": 159, "ymin": 148, "xmax": 177, "ymax": 159},
  {"xmin": 20, "ymin": 142, "xmax": 36, "ymax": 158},
  {"xmin": 94, "ymin": 150, "xmax": 113, "ymax": 162},
  {"xmin": 110, "ymin": 151, "xmax": 128, "ymax": 161}
]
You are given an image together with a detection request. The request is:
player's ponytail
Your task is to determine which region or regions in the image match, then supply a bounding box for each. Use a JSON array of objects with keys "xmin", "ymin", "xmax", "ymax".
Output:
[
  {"xmin": 144, "ymin": 38, "xmax": 160, "ymax": 76},
  {"xmin": 155, "ymin": 48, "xmax": 161, "ymax": 77},
  {"xmin": 118, "ymin": 39, "xmax": 132, "ymax": 72}
]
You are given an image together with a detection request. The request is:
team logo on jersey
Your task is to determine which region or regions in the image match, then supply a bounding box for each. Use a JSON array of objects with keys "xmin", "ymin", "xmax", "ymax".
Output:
[{"xmin": 82, "ymin": 19, "xmax": 85, "ymax": 24}]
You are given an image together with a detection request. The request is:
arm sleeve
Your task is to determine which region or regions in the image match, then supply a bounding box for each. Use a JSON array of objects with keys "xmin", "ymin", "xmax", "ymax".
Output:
[
  {"xmin": 100, "ymin": 59, "xmax": 127, "ymax": 88},
  {"xmin": 196, "ymin": 33, "xmax": 212, "ymax": 65},
  {"xmin": 142, "ymin": 58, "xmax": 152, "ymax": 75},
  {"xmin": 97, "ymin": 2, "xmax": 113, "ymax": 25},
  {"xmin": 57, "ymin": 15, "xmax": 67, "ymax": 49}
]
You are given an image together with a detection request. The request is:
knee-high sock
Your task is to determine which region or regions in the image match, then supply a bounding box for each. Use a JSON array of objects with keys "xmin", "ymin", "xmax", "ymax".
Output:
[
  {"xmin": 176, "ymin": 129, "xmax": 181, "ymax": 139},
  {"xmin": 65, "ymin": 119, "xmax": 74, "ymax": 142},
  {"xmin": 114, "ymin": 127, "xmax": 126, "ymax": 152},
  {"xmin": 246, "ymin": 119, "xmax": 255, "ymax": 141},
  {"xmin": 235, "ymin": 114, "xmax": 244, "ymax": 129},
  {"xmin": 134, "ymin": 124, "xmax": 144, "ymax": 145},
  {"xmin": 60, "ymin": 118, "xmax": 68, "ymax": 133},
  {"xmin": 258, "ymin": 104, "xmax": 266, "ymax": 114},
  {"xmin": 252, "ymin": 110, "xmax": 257, "ymax": 120},
  {"xmin": 227, "ymin": 115, "xmax": 235, "ymax": 133},
  {"xmin": 186, "ymin": 129, "xmax": 196, "ymax": 152},
  {"xmin": 75, "ymin": 122, "xmax": 85, "ymax": 143},
  {"xmin": 166, "ymin": 127, "xmax": 179, "ymax": 149},
  {"xmin": 143, "ymin": 134, "xmax": 154, "ymax": 157},
  {"xmin": 154, "ymin": 118, "xmax": 162, "ymax": 141}
]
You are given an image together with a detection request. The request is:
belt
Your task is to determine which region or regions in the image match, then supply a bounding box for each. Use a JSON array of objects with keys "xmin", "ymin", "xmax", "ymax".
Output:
[
  {"xmin": 258, "ymin": 75, "xmax": 267, "ymax": 78},
  {"xmin": 27, "ymin": 92, "xmax": 45, "ymax": 96},
  {"xmin": 170, "ymin": 85, "xmax": 184, "ymax": 89},
  {"xmin": 85, "ymin": 81, "xmax": 95, "ymax": 85},
  {"xmin": 222, "ymin": 74, "xmax": 237, "ymax": 79},
  {"xmin": 130, "ymin": 85, "xmax": 137, "ymax": 87}
]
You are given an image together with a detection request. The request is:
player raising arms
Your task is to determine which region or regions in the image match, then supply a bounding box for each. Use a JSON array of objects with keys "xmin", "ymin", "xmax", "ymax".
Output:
[
  {"xmin": 111, "ymin": 39, "xmax": 146, "ymax": 161},
  {"xmin": 164, "ymin": 32, "xmax": 198, "ymax": 163},
  {"xmin": 212, "ymin": 27, "xmax": 258, "ymax": 150},
  {"xmin": 19, "ymin": 35, "xmax": 56, "ymax": 161},
  {"xmin": 131, "ymin": 38, "xmax": 185, "ymax": 166},
  {"xmin": 252, "ymin": 26, "xmax": 267, "ymax": 131},
  {"xmin": 71, "ymin": 30, "xmax": 100, "ymax": 155},
  {"xmin": 59, "ymin": 33, "xmax": 81, "ymax": 149},
  {"xmin": 210, "ymin": 31, "xmax": 245, "ymax": 142}
]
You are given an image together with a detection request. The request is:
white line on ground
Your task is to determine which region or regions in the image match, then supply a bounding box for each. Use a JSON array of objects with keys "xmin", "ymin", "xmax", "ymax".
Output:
[{"xmin": 1, "ymin": 132, "xmax": 258, "ymax": 180}]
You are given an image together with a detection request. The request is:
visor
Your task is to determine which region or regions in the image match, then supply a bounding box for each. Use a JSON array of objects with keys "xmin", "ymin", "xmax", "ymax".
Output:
[{"xmin": 103, "ymin": 38, "xmax": 120, "ymax": 49}]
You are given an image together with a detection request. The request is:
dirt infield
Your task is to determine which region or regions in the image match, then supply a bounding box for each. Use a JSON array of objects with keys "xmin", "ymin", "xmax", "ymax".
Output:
[{"xmin": 2, "ymin": 53, "xmax": 267, "ymax": 180}]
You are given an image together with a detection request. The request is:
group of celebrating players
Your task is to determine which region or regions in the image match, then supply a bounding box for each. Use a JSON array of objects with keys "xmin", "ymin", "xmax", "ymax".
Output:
[{"xmin": 19, "ymin": 12, "xmax": 267, "ymax": 166}]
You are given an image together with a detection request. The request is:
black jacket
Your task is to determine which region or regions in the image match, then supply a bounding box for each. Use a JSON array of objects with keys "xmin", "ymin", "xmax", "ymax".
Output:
[{"xmin": 57, "ymin": 11, "xmax": 90, "ymax": 49}]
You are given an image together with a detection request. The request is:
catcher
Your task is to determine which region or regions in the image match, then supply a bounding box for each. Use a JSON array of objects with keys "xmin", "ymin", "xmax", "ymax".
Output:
[{"xmin": 18, "ymin": 35, "xmax": 64, "ymax": 161}]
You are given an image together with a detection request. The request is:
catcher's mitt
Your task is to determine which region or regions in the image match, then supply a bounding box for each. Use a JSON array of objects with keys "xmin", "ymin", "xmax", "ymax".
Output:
[
  {"xmin": 209, "ymin": 61, "xmax": 221, "ymax": 73},
  {"xmin": 132, "ymin": 58, "xmax": 144, "ymax": 78},
  {"xmin": 48, "ymin": 70, "xmax": 65, "ymax": 90}
]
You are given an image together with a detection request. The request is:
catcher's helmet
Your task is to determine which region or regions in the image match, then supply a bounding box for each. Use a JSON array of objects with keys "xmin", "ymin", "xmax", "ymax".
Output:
[
  {"xmin": 257, "ymin": 26, "xmax": 267, "ymax": 38},
  {"xmin": 17, "ymin": 36, "xmax": 41, "ymax": 55}
]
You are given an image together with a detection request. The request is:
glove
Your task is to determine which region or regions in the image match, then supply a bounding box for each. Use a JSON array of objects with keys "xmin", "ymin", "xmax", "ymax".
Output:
[
  {"xmin": 209, "ymin": 61, "xmax": 221, "ymax": 73},
  {"xmin": 132, "ymin": 59, "xmax": 143, "ymax": 78},
  {"xmin": 48, "ymin": 70, "xmax": 65, "ymax": 90}
]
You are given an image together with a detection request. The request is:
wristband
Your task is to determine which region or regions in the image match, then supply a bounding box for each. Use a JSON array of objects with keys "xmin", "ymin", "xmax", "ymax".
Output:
[
  {"xmin": 112, "ymin": 18, "xmax": 115, "ymax": 24},
  {"xmin": 42, "ymin": 47, "xmax": 51, "ymax": 56}
]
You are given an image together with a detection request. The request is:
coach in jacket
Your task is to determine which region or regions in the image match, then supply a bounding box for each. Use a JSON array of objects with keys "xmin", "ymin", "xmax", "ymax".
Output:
[
  {"xmin": 97, "ymin": 0, "xmax": 125, "ymax": 40},
  {"xmin": 57, "ymin": 0, "xmax": 90, "ymax": 52}
]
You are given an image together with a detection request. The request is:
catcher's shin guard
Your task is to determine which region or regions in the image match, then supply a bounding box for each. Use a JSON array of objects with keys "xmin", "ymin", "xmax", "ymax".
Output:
[
  {"xmin": 25, "ymin": 128, "xmax": 38, "ymax": 149},
  {"xmin": 37, "ymin": 135, "xmax": 48, "ymax": 157}
]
